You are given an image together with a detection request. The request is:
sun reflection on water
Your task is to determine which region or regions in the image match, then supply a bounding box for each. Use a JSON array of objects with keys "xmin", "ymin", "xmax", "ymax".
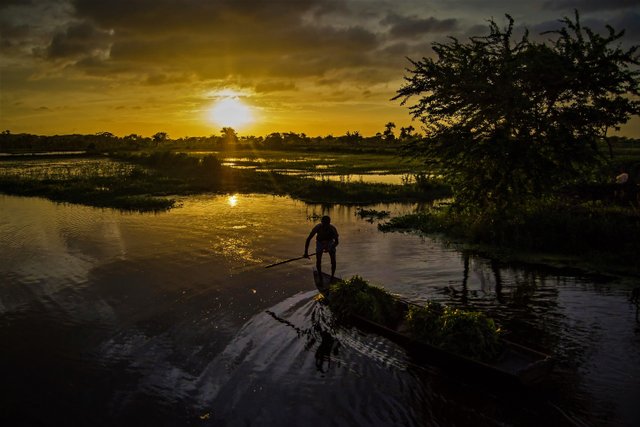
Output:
[{"xmin": 227, "ymin": 195, "xmax": 238, "ymax": 207}]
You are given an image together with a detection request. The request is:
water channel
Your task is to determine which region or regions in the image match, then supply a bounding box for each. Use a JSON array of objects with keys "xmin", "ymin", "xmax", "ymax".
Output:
[{"xmin": 1, "ymin": 194, "xmax": 638, "ymax": 426}]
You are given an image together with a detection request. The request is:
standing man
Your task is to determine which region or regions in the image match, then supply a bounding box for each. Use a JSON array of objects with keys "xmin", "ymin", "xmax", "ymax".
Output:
[{"xmin": 304, "ymin": 215, "xmax": 339, "ymax": 282}]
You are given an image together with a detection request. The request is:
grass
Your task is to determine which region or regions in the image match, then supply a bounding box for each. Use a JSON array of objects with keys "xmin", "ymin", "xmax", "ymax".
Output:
[
  {"xmin": 405, "ymin": 303, "xmax": 502, "ymax": 361},
  {"xmin": 322, "ymin": 276, "xmax": 503, "ymax": 361},
  {"xmin": 0, "ymin": 160, "xmax": 176, "ymax": 211},
  {"xmin": 355, "ymin": 208, "xmax": 391, "ymax": 221},
  {"xmin": 204, "ymin": 149, "xmax": 424, "ymax": 175},
  {"xmin": 322, "ymin": 275, "xmax": 403, "ymax": 328},
  {"xmin": 373, "ymin": 139, "xmax": 640, "ymax": 276},
  {"xmin": 379, "ymin": 199, "xmax": 640, "ymax": 275},
  {"xmin": 0, "ymin": 151, "xmax": 448, "ymax": 211}
]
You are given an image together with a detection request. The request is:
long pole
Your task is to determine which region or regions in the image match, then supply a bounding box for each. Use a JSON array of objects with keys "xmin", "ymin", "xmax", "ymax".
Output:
[{"xmin": 265, "ymin": 253, "xmax": 316, "ymax": 269}]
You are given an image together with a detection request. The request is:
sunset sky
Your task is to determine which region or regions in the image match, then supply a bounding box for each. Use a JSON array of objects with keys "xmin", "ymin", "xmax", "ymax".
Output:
[{"xmin": 1, "ymin": 0, "xmax": 639, "ymax": 138}]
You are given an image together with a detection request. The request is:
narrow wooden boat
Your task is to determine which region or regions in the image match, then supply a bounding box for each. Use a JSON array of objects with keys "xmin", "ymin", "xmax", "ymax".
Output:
[{"xmin": 313, "ymin": 270, "xmax": 553, "ymax": 386}]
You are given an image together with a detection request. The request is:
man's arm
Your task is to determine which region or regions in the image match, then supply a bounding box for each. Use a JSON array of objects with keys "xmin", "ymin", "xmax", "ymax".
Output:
[
  {"xmin": 304, "ymin": 226, "xmax": 318, "ymax": 257},
  {"xmin": 332, "ymin": 226, "xmax": 339, "ymax": 247}
]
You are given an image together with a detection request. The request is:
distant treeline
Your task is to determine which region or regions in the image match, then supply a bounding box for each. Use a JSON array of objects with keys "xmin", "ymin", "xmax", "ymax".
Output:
[{"xmin": 0, "ymin": 127, "xmax": 427, "ymax": 154}]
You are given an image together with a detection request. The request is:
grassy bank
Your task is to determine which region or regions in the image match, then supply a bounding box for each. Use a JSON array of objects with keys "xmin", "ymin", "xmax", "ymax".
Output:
[
  {"xmin": 379, "ymin": 200, "xmax": 640, "ymax": 275},
  {"xmin": 0, "ymin": 151, "xmax": 448, "ymax": 211}
]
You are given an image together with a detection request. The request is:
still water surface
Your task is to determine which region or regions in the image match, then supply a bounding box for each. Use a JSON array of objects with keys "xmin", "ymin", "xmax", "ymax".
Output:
[{"xmin": 1, "ymin": 194, "xmax": 639, "ymax": 426}]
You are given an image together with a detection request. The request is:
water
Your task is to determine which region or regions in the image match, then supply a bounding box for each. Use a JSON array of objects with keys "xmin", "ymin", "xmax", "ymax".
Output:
[
  {"xmin": 1, "ymin": 194, "xmax": 639, "ymax": 426},
  {"xmin": 219, "ymin": 154, "xmax": 414, "ymax": 184}
]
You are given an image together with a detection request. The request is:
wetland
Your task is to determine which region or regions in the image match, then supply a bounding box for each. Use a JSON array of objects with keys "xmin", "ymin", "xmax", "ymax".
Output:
[
  {"xmin": 1, "ymin": 146, "xmax": 639, "ymax": 426},
  {"xmin": 1, "ymin": 193, "xmax": 639, "ymax": 426}
]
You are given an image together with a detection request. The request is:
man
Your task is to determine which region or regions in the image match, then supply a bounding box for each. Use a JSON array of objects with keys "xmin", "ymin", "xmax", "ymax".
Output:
[{"xmin": 304, "ymin": 215, "xmax": 339, "ymax": 282}]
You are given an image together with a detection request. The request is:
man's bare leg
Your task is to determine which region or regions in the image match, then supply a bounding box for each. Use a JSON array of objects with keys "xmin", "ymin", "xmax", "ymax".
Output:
[
  {"xmin": 330, "ymin": 252, "xmax": 336, "ymax": 282},
  {"xmin": 316, "ymin": 252, "xmax": 324, "ymax": 284}
]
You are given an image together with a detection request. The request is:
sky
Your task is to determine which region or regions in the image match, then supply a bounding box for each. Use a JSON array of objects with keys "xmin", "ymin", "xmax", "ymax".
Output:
[{"xmin": 1, "ymin": 0, "xmax": 639, "ymax": 138}]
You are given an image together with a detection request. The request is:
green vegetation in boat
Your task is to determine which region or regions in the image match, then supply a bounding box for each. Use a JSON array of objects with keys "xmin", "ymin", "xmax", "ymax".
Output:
[
  {"xmin": 320, "ymin": 275, "xmax": 502, "ymax": 362},
  {"xmin": 405, "ymin": 303, "xmax": 502, "ymax": 361},
  {"xmin": 319, "ymin": 275, "xmax": 404, "ymax": 329}
]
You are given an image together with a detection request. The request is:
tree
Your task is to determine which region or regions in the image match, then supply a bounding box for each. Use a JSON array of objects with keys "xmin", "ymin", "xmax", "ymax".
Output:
[
  {"xmin": 400, "ymin": 125, "xmax": 415, "ymax": 140},
  {"xmin": 343, "ymin": 130, "xmax": 363, "ymax": 144},
  {"xmin": 394, "ymin": 12, "xmax": 640, "ymax": 214},
  {"xmin": 383, "ymin": 122, "xmax": 396, "ymax": 141},
  {"xmin": 263, "ymin": 132, "xmax": 283, "ymax": 148},
  {"xmin": 152, "ymin": 132, "xmax": 168, "ymax": 143},
  {"xmin": 220, "ymin": 127, "xmax": 238, "ymax": 145}
]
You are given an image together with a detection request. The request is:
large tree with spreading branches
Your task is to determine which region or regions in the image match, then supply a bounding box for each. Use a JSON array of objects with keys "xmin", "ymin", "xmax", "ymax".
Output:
[{"xmin": 394, "ymin": 12, "xmax": 640, "ymax": 214}]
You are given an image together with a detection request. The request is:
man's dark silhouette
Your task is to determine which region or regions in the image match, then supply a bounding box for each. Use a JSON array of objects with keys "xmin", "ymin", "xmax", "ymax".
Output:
[{"xmin": 304, "ymin": 215, "xmax": 339, "ymax": 282}]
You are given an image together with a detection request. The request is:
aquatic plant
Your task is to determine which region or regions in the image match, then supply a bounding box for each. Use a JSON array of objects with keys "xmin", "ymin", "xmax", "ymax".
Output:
[
  {"xmin": 379, "ymin": 199, "xmax": 640, "ymax": 274},
  {"xmin": 325, "ymin": 276, "xmax": 402, "ymax": 328},
  {"xmin": 404, "ymin": 302, "xmax": 444, "ymax": 344},
  {"xmin": 405, "ymin": 303, "xmax": 501, "ymax": 361},
  {"xmin": 438, "ymin": 307, "xmax": 502, "ymax": 361},
  {"xmin": 323, "ymin": 276, "xmax": 502, "ymax": 361},
  {"xmin": 355, "ymin": 208, "xmax": 390, "ymax": 221}
]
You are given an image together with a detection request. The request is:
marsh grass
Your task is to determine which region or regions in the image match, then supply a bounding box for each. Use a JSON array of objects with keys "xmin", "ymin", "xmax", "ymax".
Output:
[
  {"xmin": 0, "ymin": 159, "xmax": 176, "ymax": 211},
  {"xmin": 196, "ymin": 149, "xmax": 424, "ymax": 175},
  {"xmin": 379, "ymin": 200, "xmax": 640, "ymax": 274},
  {"xmin": 285, "ymin": 177, "xmax": 448, "ymax": 204},
  {"xmin": 0, "ymin": 151, "xmax": 447, "ymax": 211},
  {"xmin": 355, "ymin": 208, "xmax": 391, "ymax": 222}
]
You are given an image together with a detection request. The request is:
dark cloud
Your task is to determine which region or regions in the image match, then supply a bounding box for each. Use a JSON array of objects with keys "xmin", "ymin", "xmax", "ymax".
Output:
[
  {"xmin": 542, "ymin": 0, "xmax": 637, "ymax": 12},
  {"xmin": 71, "ymin": 0, "xmax": 339, "ymax": 33},
  {"xmin": 381, "ymin": 13, "xmax": 458, "ymax": 38},
  {"xmin": 611, "ymin": 11, "xmax": 640, "ymax": 38},
  {"xmin": 380, "ymin": 42, "xmax": 412, "ymax": 56},
  {"xmin": 46, "ymin": 21, "xmax": 113, "ymax": 59},
  {"xmin": 529, "ymin": 10, "xmax": 640, "ymax": 43},
  {"xmin": 0, "ymin": 0, "xmax": 35, "ymax": 8},
  {"xmin": 5, "ymin": 0, "xmax": 637, "ymax": 91},
  {"xmin": 59, "ymin": 0, "xmax": 384, "ymax": 82},
  {"xmin": 0, "ymin": 21, "xmax": 30, "ymax": 38},
  {"xmin": 465, "ymin": 23, "xmax": 491, "ymax": 37},
  {"xmin": 0, "ymin": 0, "xmax": 78, "ymax": 57}
]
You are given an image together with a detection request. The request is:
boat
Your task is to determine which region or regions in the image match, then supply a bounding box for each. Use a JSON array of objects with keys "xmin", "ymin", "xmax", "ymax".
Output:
[{"xmin": 313, "ymin": 270, "xmax": 553, "ymax": 386}]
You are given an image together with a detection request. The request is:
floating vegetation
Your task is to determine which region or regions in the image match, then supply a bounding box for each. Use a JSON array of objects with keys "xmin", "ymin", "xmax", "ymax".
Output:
[
  {"xmin": 322, "ymin": 275, "xmax": 502, "ymax": 361},
  {"xmin": 355, "ymin": 207, "xmax": 390, "ymax": 222}
]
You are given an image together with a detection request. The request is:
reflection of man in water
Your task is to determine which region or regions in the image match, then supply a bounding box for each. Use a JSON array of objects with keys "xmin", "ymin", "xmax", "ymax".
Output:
[
  {"xmin": 304, "ymin": 215, "xmax": 339, "ymax": 281},
  {"xmin": 314, "ymin": 328, "xmax": 339, "ymax": 373}
]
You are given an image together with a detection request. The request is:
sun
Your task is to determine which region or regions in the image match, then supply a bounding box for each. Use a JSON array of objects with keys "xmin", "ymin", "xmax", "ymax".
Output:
[{"xmin": 207, "ymin": 97, "xmax": 254, "ymax": 130}]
